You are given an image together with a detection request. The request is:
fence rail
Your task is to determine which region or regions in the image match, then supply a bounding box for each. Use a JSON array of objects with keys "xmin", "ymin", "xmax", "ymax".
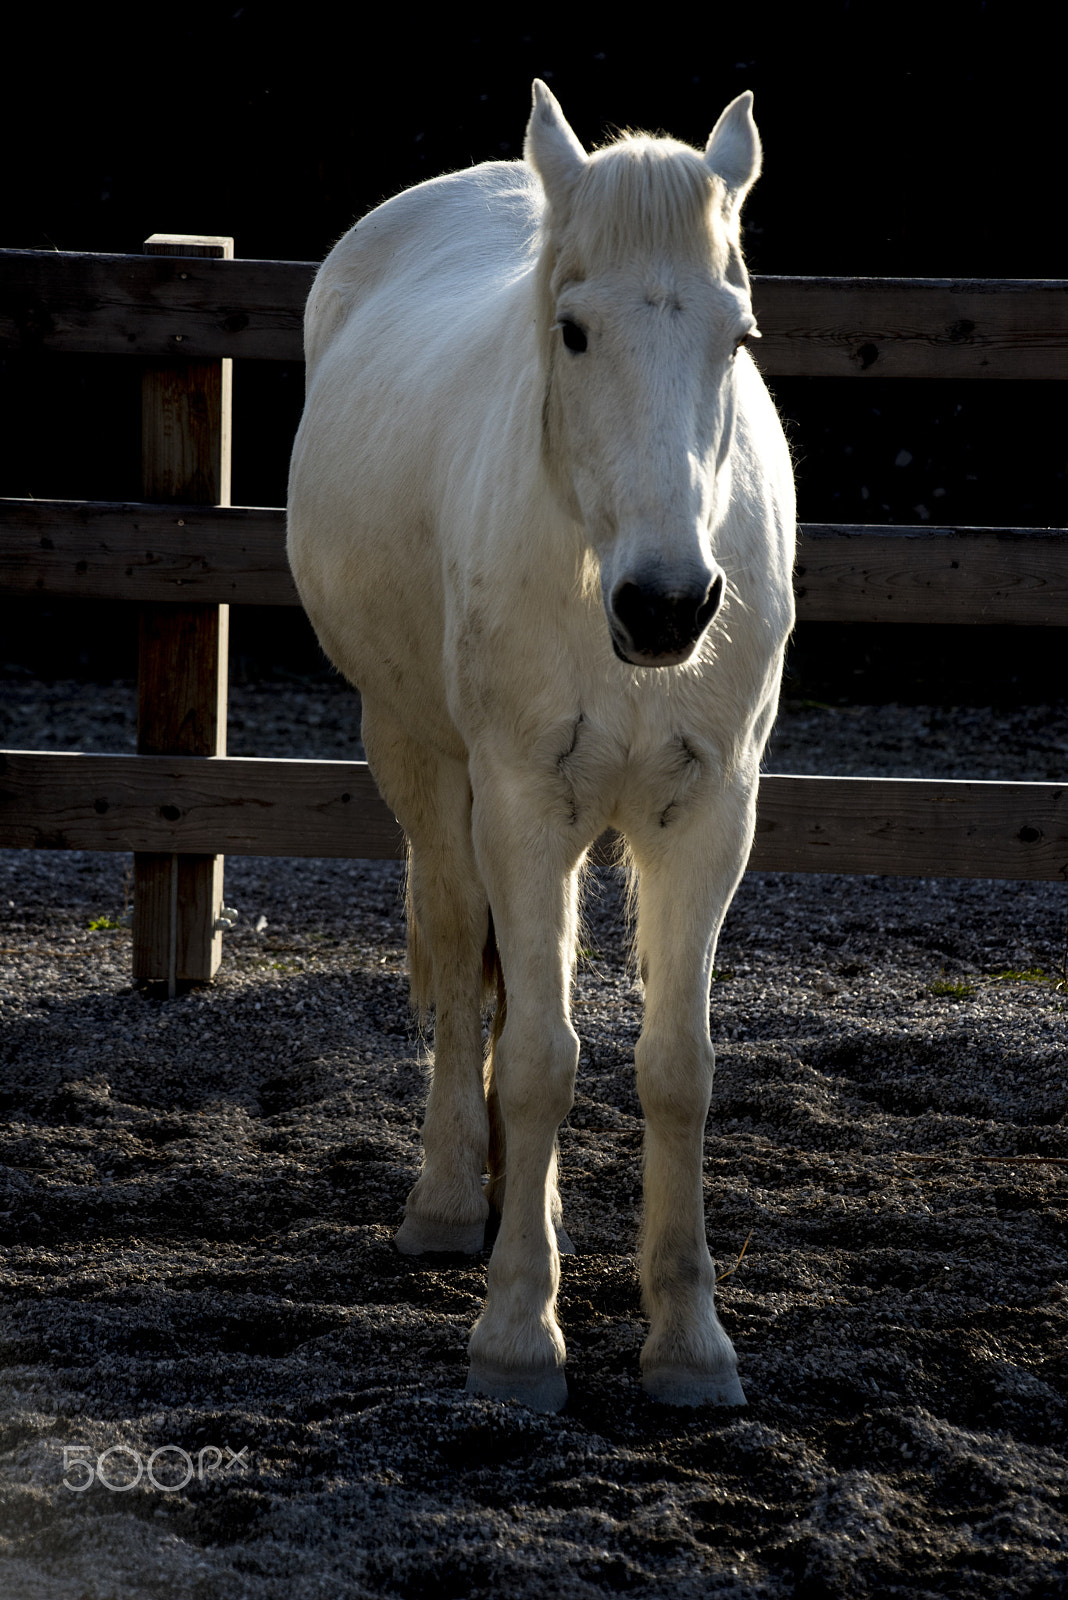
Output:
[
  {"xmin": 4, "ymin": 498, "xmax": 1068, "ymax": 623},
  {"xmin": 1, "ymin": 239, "xmax": 1065, "ymax": 990},
  {"xmin": 2, "ymin": 753, "xmax": 1064, "ymax": 882},
  {"xmin": 3, "ymin": 250, "xmax": 1068, "ymax": 377}
]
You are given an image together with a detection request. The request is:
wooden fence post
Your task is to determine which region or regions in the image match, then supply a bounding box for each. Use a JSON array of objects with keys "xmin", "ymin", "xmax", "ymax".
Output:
[{"xmin": 133, "ymin": 233, "xmax": 232, "ymax": 995}]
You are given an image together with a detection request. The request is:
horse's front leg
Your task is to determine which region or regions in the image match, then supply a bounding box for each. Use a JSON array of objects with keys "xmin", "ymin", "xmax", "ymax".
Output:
[
  {"xmin": 464, "ymin": 762, "xmax": 584, "ymax": 1412},
  {"xmin": 628, "ymin": 778, "xmax": 755, "ymax": 1407}
]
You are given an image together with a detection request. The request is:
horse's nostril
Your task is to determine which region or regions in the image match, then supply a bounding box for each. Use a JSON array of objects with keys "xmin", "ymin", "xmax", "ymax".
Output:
[
  {"xmin": 612, "ymin": 581, "xmax": 649, "ymax": 640},
  {"xmin": 695, "ymin": 572, "xmax": 724, "ymax": 631}
]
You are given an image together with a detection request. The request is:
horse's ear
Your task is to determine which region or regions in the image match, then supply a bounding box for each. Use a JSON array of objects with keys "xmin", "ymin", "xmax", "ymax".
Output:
[
  {"xmin": 525, "ymin": 80, "xmax": 588, "ymax": 208},
  {"xmin": 704, "ymin": 91, "xmax": 762, "ymax": 208}
]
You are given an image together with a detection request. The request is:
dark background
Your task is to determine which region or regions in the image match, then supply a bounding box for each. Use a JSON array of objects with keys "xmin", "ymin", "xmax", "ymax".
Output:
[{"xmin": 2, "ymin": 3, "xmax": 1064, "ymax": 703}]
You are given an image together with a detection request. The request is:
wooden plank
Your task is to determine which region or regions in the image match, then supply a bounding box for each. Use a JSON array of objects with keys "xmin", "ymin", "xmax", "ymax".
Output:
[
  {"xmin": 3, "ymin": 500, "xmax": 1066, "ymax": 625},
  {"xmin": 0, "ymin": 247, "xmax": 313, "ymax": 361},
  {"xmin": 0, "ymin": 499, "xmax": 299, "ymax": 605},
  {"xmin": 750, "ymin": 276, "xmax": 1068, "ymax": 380},
  {"xmin": 0, "ymin": 753, "xmax": 405, "ymax": 860},
  {"xmin": 1, "ymin": 754, "xmax": 1064, "ymax": 882},
  {"xmin": 750, "ymin": 775, "xmax": 1067, "ymax": 880},
  {"xmin": 794, "ymin": 524, "xmax": 1068, "ymax": 625},
  {"xmin": 3, "ymin": 248, "xmax": 1068, "ymax": 376},
  {"xmin": 135, "ymin": 235, "xmax": 232, "ymax": 992}
]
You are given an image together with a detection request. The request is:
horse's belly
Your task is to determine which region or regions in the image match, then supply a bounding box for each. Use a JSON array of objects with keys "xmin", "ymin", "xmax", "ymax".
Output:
[{"xmin": 288, "ymin": 474, "xmax": 465, "ymax": 761}]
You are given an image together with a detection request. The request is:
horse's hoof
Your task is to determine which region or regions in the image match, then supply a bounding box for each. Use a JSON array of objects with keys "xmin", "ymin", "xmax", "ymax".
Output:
[
  {"xmin": 641, "ymin": 1365, "xmax": 747, "ymax": 1408},
  {"xmin": 395, "ymin": 1216, "xmax": 485, "ymax": 1255},
  {"xmin": 465, "ymin": 1360, "xmax": 568, "ymax": 1413}
]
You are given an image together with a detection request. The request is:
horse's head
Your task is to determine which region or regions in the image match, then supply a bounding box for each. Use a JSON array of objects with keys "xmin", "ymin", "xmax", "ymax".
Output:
[{"xmin": 526, "ymin": 81, "xmax": 763, "ymax": 669}]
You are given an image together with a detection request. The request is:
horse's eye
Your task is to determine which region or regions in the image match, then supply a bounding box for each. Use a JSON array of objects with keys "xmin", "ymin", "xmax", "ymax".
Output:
[{"xmin": 560, "ymin": 320, "xmax": 588, "ymax": 354}]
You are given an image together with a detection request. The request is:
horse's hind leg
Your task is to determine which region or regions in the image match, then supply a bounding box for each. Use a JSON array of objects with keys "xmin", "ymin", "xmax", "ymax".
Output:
[
  {"xmin": 626, "ymin": 781, "xmax": 754, "ymax": 1407},
  {"xmin": 361, "ymin": 703, "xmax": 490, "ymax": 1255}
]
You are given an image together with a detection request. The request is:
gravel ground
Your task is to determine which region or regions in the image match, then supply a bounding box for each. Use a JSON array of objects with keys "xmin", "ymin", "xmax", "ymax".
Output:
[{"xmin": 1, "ymin": 680, "xmax": 1066, "ymax": 1599}]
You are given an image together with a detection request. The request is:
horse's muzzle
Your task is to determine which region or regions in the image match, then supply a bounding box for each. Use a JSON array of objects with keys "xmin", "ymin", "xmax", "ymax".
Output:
[{"xmin": 609, "ymin": 569, "xmax": 724, "ymax": 667}]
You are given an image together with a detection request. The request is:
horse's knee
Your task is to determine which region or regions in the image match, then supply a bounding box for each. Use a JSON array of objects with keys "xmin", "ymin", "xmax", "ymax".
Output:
[
  {"xmin": 495, "ymin": 1019, "xmax": 578, "ymax": 1127},
  {"xmin": 635, "ymin": 1033, "xmax": 714, "ymax": 1130}
]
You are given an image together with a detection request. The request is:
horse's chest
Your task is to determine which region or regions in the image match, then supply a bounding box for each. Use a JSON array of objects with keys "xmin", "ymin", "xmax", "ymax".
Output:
[{"xmin": 552, "ymin": 709, "xmax": 724, "ymax": 838}]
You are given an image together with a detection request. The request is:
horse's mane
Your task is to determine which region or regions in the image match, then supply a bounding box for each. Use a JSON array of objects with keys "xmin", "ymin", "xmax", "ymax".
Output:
[{"xmin": 560, "ymin": 133, "xmax": 729, "ymax": 271}]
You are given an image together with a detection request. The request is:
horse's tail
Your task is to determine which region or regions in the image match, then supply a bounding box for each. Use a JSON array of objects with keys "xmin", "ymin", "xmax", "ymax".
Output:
[
  {"xmin": 483, "ymin": 910, "xmax": 506, "ymax": 1204},
  {"xmin": 404, "ymin": 853, "xmax": 506, "ymax": 1037},
  {"xmin": 404, "ymin": 849, "xmax": 433, "ymax": 1026},
  {"xmin": 482, "ymin": 908, "xmax": 506, "ymax": 1044}
]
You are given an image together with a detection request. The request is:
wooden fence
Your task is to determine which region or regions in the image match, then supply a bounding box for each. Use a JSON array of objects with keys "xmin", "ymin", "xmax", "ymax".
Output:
[{"xmin": 1, "ymin": 237, "xmax": 1066, "ymax": 993}]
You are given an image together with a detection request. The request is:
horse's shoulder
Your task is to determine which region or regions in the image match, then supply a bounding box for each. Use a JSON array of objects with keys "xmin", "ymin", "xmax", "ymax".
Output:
[{"xmin": 304, "ymin": 162, "xmax": 540, "ymax": 374}]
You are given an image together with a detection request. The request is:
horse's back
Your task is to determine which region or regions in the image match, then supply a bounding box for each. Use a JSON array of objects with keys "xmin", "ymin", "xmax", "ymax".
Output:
[
  {"xmin": 303, "ymin": 160, "xmax": 541, "ymax": 381},
  {"xmin": 289, "ymin": 160, "xmax": 543, "ymax": 747}
]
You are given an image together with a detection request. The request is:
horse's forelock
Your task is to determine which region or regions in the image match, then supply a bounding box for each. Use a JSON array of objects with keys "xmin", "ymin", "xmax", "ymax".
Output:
[{"xmin": 563, "ymin": 136, "xmax": 729, "ymax": 271}]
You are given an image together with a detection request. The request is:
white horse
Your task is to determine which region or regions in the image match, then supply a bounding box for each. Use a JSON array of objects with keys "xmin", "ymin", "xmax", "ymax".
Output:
[{"xmin": 287, "ymin": 82, "xmax": 795, "ymax": 1411}]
